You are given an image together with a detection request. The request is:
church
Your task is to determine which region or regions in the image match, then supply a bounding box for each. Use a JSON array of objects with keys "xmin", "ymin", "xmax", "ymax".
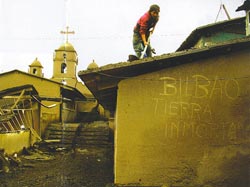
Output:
[{"xmin": 0, "ymin": 27, "xmax": 104, "ymax": 154}]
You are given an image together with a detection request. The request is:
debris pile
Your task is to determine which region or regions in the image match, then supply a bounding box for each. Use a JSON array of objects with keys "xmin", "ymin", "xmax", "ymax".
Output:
[{"xmin": 0, "ymin": 149, "xmax": 21, "ymax": 173}]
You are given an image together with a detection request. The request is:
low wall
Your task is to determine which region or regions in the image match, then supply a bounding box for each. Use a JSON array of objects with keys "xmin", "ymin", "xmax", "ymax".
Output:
[{"xmin": 0, "ymin": 130, "xmax": 31, "ymax": 154}]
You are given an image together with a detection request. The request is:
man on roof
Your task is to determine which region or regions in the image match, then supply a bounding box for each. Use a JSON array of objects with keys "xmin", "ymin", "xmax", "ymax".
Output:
[{"xmin": 133, "ymin": 4, "xmax": 160, "ymax": 59}]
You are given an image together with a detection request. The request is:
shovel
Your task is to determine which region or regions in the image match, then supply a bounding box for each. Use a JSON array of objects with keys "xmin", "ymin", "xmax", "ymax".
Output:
[{"xmin": 140, "ymin": 32, "xmax": 152, "ymax": 59}]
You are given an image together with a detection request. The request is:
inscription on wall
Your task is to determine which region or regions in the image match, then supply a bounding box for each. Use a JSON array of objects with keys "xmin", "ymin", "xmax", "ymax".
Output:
[
  {"xmin": 159, "ymin": 75, "xmax": 239, "ymax": 99},
  {"xmin": 152, "ymin": 74, "xmax": 248, "ymax": 142}
]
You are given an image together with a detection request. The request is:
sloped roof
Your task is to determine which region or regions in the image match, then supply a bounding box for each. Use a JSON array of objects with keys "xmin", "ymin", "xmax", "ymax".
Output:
[
  {"xmin": 78, "ymin": 35, "xmax": 250, "ymax": 114},
  {"xmin": 0, "ymin": 70, "xmax": 86, "ymax": 100},
  {"xmin": 177, "ymin": 17, "xmax": 245, "ymax": 51},
  {"xmin": 29, "ymin": 58, "xmax": 43, "ymax": 68},
  {"xmin": 0, "ymin": 84, "xmax": 38, "ymax": 98}
]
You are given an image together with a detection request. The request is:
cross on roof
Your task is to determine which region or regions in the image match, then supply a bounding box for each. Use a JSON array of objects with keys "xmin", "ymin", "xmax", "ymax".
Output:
[{"xmin": 60, "ymin": 26, "xmax": 75, "ymax": 42}]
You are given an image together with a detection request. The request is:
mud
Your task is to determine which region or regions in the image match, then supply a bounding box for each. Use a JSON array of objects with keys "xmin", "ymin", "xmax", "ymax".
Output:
[{"xmin": 0, "ymin": 146, "xmax": 114, "ymax": 187}]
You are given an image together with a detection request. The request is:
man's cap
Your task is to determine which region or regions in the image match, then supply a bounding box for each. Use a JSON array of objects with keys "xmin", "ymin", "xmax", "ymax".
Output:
[{"xmin": 149, "ymin": 4, "xmax": 160, "ymax": 13}]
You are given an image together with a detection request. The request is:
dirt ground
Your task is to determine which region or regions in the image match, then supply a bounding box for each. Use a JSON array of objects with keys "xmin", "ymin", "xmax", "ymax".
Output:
[{"xmin": 0, "ymin": 145, "xmax": 114, "ymax": 187}]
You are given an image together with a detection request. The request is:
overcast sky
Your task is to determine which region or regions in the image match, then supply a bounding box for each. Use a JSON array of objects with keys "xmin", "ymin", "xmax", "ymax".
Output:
[{"xmin": 0, "ymin": 0, "xmax": 246, "ymax": 78}]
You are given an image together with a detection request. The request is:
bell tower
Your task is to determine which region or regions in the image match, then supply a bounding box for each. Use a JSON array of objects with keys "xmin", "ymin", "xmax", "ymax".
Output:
[
  {"xmin": 51, "ymin": 27, "xmax": 78, "ymax": 87},
  {"xmin": 29, "ymin": 58, "xmax": 43, "ymax": 77}
]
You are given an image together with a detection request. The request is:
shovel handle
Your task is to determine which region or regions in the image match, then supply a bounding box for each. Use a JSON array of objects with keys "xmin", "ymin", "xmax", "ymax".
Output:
[
  {"xmin": 140, "ymin": 32, "xmax": 152, "ymax": 59},
  {"xmin": 140, "ymin": 44, "xmax": 148, "ymax": 59}
]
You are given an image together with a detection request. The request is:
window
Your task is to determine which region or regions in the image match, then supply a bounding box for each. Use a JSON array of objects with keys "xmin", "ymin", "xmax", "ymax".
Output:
[
  {"xmin": 61, "ymin": 63, "xmax": 67, "ymax": 73},
  {"xmin": 33, "ymin": 68, "xmax": 37, "ymax": 74}
]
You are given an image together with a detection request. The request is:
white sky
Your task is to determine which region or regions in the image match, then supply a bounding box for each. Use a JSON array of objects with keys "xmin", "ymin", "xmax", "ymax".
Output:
[{"xmin": 0, "ymin": 0, "xmax": 245, "ymax": 78}]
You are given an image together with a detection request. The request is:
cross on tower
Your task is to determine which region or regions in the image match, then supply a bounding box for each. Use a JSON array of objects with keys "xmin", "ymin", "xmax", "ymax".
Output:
[{"xmin": 60, "ymin": 26, "xmax": 75, "ymax": 42}]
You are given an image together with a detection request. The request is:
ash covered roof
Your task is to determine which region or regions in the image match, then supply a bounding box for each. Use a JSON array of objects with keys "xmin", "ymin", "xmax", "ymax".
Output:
[{"xmin": 78, "ymin": 17, "xmax": 250, "ymax": 114}]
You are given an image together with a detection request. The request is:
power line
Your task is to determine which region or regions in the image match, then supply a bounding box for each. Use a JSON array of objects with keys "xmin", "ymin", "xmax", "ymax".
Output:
[{"xmin": 0, "ymin": 33, "xmax": 187, "ymax": 41}]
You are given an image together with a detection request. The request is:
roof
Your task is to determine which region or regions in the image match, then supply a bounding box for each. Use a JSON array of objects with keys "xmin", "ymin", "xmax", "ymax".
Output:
[
  {"xmin": 78, "ymin": 36, "xmax": 250, "ymax": 114},
  {"xmin": 0, "ymin": 84, "xmax": 38, "ymax": 98},
  {"xmin": 61, "ymin": 86, "xmax": 86, "ymax": 101},
  {"xmin": 0, "ymin": 70, "xmax": 86, "ymax": 100},
  {"xmin": 236, "ymin": 0, "xmax": 250, "ymax": 11},
  {"xmin": 57, "ymin": 42, "xmax": 76, "ymax": 52},
  {"xmin": 177, "ymin": 17, "xmax": 246, "ymax": 51},
  {"xmin": 29, "ymin": 58, "xmax": 43, "ymax": 68},
  {"xmin": 0, "ymin": 69, "xmax": 66, "ymax": 85}
]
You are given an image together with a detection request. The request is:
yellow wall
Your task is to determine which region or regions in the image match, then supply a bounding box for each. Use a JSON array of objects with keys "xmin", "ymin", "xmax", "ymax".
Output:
[
  {"xmin": 0, "ymin": 72, "xmax": 61, "ymax": 99},
  {"xmin": 115, "ymin": 50, "xmax": 250, "ymax": 186},
  {"xmin": 0, "ymin": 72, "xmax": 62, "ymax": 135},
  {"xmin": 0, "ymin": 131, "xmax": 31, "ymax": 154}
]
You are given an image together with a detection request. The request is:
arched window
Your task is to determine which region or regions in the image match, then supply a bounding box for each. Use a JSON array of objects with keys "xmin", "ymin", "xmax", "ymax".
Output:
[
  {"xmin": 61, "ymin": 63, "xmax": 67, "ymax": 73},
  {"xmin": 33, "ymin": 68, "xmax": 37, "ymax": 74}
]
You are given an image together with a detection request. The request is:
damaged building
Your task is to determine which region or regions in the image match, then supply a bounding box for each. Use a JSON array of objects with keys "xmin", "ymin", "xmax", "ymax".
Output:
[
  {"xmin": 78, "ymin": 16, "xmax": 250, "ymax": 186},
  {"xmin": 0, "ymin": 37, "xmax": 108, "ymax": 155},
  {"xmin": 0, "ymin": 85, "xmax": 40, "ymax": 154},
  {"xmin": 1, "ymin": 6, "xmax": 250, "ymax": 187}
]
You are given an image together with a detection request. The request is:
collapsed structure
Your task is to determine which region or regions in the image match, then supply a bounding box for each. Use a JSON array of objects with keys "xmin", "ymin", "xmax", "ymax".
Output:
[
  {"xmin": 0, "ymin": 35, "xmax": 107, "ymax": 155},
  {"xmin": 1, "ymin": 8, "xmax": 250, "ymax": 186}
]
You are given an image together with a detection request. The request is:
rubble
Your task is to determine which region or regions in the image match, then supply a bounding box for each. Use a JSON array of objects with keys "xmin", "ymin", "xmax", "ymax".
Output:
[{"xmin": 0, "ymin": 144, "xmax": 114, "ymax": 187}]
